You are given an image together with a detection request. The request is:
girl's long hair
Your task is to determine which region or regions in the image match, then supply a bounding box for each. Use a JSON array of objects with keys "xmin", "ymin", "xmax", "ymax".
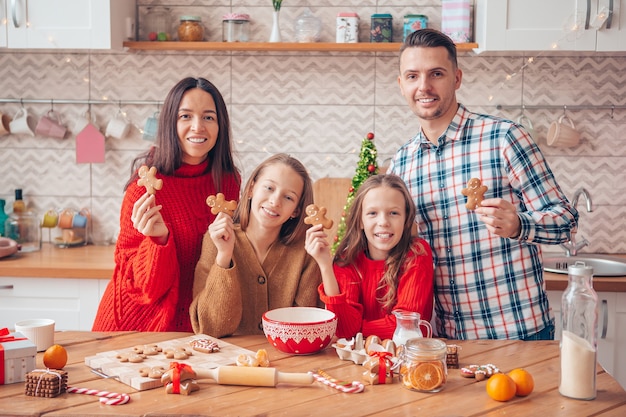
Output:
[
  {"xmin": 125, "ymin": 77, "xmax": 240, "ymax": 191},
  {"xmin": 334, "ymin": 174, "xmax": 426, "ymax": 311},
  {"xmin": 234, "ymin": 153, "xmax": 313, "ymax": 246}
]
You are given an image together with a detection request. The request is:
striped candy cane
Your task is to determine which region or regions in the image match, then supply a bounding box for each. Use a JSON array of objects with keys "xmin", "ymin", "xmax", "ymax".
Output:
[
  {"xmin": 309, "ymin": 370, "xmax": 365, "ymax": 393},
  {"xmin": 66, "ymin": 386, "xmax": 131, "ymax": 405}
]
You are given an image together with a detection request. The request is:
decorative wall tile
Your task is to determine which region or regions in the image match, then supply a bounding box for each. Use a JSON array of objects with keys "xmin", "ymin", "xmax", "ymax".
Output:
[{"xmin": 1, "ymin": 0, "xmax": 625, "ymax": 254}]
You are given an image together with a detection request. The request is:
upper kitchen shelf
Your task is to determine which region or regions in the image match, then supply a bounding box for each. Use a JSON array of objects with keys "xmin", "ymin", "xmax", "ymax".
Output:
[{"xmin": 123, "ymin": 41, "xmax": 479, "ymax": 53}]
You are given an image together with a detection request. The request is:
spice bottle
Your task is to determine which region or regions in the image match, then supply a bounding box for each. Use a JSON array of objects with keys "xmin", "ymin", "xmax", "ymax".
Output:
[
  {"xmin": 13, "ymin": 189, "xmax": 26, "ymax": 214},
  {"xmin": 559, "ymin": 261, "xmax": 598, "ymax": 400}
]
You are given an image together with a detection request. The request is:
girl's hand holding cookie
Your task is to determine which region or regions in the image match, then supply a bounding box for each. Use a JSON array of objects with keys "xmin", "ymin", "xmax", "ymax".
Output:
[
  {"xmin": 208, "ymin": 212, "xmax": 235, "ymax": 268},
  {"xmin": 132, "ymin": 193, "xmax": 169, "ymax": 244}
]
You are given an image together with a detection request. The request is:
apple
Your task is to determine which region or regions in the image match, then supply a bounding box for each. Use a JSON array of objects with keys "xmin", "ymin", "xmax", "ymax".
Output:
[{"xmin": 148, "ymin": 31, "xmax": 157, "ymax": 41}]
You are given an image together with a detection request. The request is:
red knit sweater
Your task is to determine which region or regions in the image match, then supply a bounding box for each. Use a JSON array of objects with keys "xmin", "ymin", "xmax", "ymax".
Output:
[
  {"xmin": 319, "ymin": 238, "xmax": 434, "ymax": 340},
  {"xmin": 92, "ymin": 160, "xmax": 239, "ymax": 332}
]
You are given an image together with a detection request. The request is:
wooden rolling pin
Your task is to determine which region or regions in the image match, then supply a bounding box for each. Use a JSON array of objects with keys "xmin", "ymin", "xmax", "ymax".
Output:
[{"xmin": 195, "ymin": 366, "xmax": 313, "ymax": 387}]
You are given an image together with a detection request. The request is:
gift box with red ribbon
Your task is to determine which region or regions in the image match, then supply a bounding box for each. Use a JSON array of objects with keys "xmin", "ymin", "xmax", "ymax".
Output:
[{"xmin": 1, "ymin": 328, "xmax": 37, "ymax": 385}]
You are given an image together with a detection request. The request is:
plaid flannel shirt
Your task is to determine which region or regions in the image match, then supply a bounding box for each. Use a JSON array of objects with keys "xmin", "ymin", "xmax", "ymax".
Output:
[{"xmin": 389, "ymin": 104, "xmax": 577, "ymax": 339}]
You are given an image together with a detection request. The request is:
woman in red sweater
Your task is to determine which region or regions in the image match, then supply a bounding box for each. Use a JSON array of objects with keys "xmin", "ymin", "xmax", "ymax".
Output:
[
  {"xmin": 305, "ymin": 174, "xmax": 434, "ymax": 340},
  {"xmin": 92, "ymin": 77, "xmax": 240, "ymax": 332}
]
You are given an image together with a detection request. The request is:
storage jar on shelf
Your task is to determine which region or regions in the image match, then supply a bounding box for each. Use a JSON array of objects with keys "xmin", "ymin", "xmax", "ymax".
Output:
[
  {"xmin": 178, "ymin": 16, "xmax": 204, "ymax": 41},
  {"xmin": 222, "ymin": 13, "xmax": 250, "ymax": 42}
]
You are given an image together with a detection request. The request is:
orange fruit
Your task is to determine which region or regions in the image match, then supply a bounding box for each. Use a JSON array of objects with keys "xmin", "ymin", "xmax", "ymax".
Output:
[
  {"xmin": 486, "ymin": 373, "xmax": 516, "ymax": 402},
  {"xmin": 507, "ymin": 368, "xmax": 534, "ymax": 397},
  {"xmin": 408, "ymin": 361, "xmax": 445, "ymax": 391},
  {"xmin": 43, "ymin": 344, "xmax": 68, "ymax": 370}
]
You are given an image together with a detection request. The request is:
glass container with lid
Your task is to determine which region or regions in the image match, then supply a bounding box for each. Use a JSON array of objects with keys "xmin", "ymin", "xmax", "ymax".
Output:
[
  {"xmin": 222, "ymin": 13, "xmax": 250, "ymax": 42},
  {"xmin": 294, "ymin": 8, "xmax": 322, "ymax": 42},
  {"xmin": 178, "ymin": 16, "xmax": 204, "ymax": 41},
  {"xmin": 397, "ymin": 338, "xmax": 448, "ymax": 392},
  {"xmin": 143, "ymin": 6, "xmax": 171, "ymax": 41}
]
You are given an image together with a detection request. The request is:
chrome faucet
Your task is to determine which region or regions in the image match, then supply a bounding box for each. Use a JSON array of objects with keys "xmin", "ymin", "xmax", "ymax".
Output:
[{"xmin": 561, "ymin": 187, "xmax": 593, "ymax": 256}]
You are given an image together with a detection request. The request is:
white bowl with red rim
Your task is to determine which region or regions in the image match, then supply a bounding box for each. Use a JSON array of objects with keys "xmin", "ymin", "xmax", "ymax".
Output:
[{"xmin": 262, "ymin": 307, "xmax": 337, "ymax": 355}]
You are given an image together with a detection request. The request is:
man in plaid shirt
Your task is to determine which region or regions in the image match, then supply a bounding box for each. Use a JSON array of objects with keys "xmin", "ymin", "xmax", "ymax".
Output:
[{"xmin": 389, "ymin": 29, "xmax": 577, "ymax": 340}]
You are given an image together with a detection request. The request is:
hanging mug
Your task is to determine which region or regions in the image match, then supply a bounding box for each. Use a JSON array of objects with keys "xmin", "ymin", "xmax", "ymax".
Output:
[
  {"xmin": 105, "ymin": 110, "xmax": 131, "ymax": 140},
  {"xmin": 0, "ymin": 111, "xmax": 11, "ymax": 136},
  {"xmin": 9, "ymin": 107, "xmax": 35, "ymax": 136},
  {"xmin": 142, "ymin": 112, "xmax": 159, "ymax": 142},
  {"xmin": 516, "ymin": 114, "xmax": 535, "ymax": 138},
  {"xmin": 547, "ymin": 114, "xmax": 581, "ymax": 148},
  {"xmin": 35, "ymin": 110, "xmax": 67, "ymax": 139}
]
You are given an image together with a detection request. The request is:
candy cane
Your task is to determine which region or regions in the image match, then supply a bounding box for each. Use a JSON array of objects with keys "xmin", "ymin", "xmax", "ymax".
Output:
[
  {"xmin": 66, "ymin": 386, "xmax": 131, "ymax": 405},
  {"xmin": 308, "ymin": 370, "xmax": 365, "ymax": 393}
]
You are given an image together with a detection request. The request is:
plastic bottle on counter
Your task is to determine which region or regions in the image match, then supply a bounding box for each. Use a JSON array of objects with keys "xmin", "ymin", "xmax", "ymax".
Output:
[
  {"xmin": 0, "ymin": 199, "xmax": 8, "ymax": 236},
  {"xmin": 559, "ymin": 261, "xmax": 598, "ymax": 400}
]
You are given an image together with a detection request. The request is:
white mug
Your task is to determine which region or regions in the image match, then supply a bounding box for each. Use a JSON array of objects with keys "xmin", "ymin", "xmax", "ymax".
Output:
[
  {"xmin": 516, "ymin": 114, "xmax": 534, "ymax": 138},
  {"xmin": 105, "ymin": 111, "xmax": 130, "ymax": 140},
  {"xmin": 9, "ymin": 107, "xmax": 35, "ymax": 136},
  {"xmin": 547, "ymin": 115, "xmax": 581, "ymax": 147},
  {"xmin": 14, "ymin": 318, "xmax": 55, "ymax": 352},
  {"xmin": 74, "ymin": 110, "xmax": 98, "ymax": 133}
]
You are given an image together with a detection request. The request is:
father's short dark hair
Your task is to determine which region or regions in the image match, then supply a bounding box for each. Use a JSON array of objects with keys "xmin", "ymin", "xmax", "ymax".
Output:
[{"xmin": 400, "ymin": 29, "xmax": 458, "ymax": 69}]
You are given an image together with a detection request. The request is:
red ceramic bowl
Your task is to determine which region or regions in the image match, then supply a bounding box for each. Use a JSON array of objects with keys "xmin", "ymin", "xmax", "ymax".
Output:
[{"xmin": 262, "ymin": 307, "xmax": 337, "ymax": 355}]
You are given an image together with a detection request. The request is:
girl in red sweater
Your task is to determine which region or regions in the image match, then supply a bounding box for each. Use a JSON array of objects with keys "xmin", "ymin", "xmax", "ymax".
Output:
[
  {"xmin": 92, "ymin": 77, "xmax": 240, "ymax": 332},
  {"xmin": 305, "ymin": 174, "xmax": 434, "ymax": 340}
]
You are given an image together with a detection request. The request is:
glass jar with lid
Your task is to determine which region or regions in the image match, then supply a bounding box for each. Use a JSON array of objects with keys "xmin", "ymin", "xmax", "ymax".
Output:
[
  {"xmin": 397, "ymin": 338, "xmax": 447, "ymax": 392},
  {"xmin": 178, "ymin": 16, "xmax": 204, "ymax": 42},
  {"xmin": 294, "ymin": 8, "xmax": 322, "ymax": 42},
  {"xmin": 143, "ymin": 6, "xmax": 171, "ymax": 41},
  {"xmin": 222, "ymin": 13, "xmax": 250, "ymax": 42}
]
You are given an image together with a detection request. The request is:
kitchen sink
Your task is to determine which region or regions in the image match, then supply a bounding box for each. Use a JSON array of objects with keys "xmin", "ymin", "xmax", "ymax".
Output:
[{"xmin": 543, "ymin": 254, "xmax": 626, "ymax": 277}]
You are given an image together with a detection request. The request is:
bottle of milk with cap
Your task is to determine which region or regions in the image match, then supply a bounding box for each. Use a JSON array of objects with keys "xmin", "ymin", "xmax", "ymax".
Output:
[{"xmin": 559, "ymin": 261, "xmax": 598, "ymax": 400}]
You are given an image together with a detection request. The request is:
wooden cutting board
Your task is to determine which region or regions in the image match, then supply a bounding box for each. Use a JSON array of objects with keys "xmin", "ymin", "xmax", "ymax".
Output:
[{"xmin": 84, "ymin": 334, "xmax": 254, "ymax": 391}]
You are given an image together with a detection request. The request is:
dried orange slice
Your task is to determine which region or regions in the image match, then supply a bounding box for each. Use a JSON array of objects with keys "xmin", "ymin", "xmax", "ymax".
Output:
[{"xmin": 408, "ymin": 361, "xmax": 444, "ymax": 391}]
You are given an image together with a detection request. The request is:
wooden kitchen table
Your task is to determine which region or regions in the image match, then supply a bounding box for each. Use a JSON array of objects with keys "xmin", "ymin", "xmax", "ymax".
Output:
[{"xmin": 1, "ymin": 332, "xmax": 624, "ymax": 416}]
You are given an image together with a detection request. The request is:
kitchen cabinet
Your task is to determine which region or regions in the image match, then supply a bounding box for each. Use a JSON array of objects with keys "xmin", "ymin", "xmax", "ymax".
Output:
[
  {"xmin": 475, "ymin": 0, "xmax": 626, "ymax": 52},
  {"xmin": 548, "ymin": 290, "xmax": 625, "ymax": 389},
  {"xmin": 0, "ymin": 276, "xmax": 108, "ymax": 331},
  {"xmin": 1, "ymin": 0, "xmax": 135, "ymax": 49}
]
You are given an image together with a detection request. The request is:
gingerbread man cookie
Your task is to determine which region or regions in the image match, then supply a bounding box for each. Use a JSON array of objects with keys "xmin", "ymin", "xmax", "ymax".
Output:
[
  {"xmin": 206, "ymin": 193, "xmax": 237, "ymax": 216},
  {"xmin": 133, "ymin": 344, "xmax": 162, "ymax": 356},
  {"xmin": 164, "ymin": 346, "xmax": 193, "ymax": 360},
  {"xmin": 139, "ymin": 366, "xmax": 167, "ymax": 379},
  {"xmin": 137, "ymin": 165, "xmax": 163, "ymax": 195},
  {"xmin": 116, "ymin": 352, "xmax": 146, "ymax": 363},
  {"xmin": 304, "ymin": 204, "xmax": 334, "ymax": 229},
  {"xmin": 461, "ymin": 178, "xmax": 488, "ymax": 210}
]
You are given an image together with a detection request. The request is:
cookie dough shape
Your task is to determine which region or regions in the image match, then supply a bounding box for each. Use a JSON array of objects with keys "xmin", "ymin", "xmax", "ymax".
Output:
[
  {"xmin": 206, "ymin": 193, "xmax": 237, "ymax": 216},
  {"xmin": 137, "ymin": 165, "xmax": 163, "ymax": 195},
  {"xmin": 461, "ymin": 178, "xmax": 488, "ymax": 210},
  {"xmin": 304, "ymin": 204, "xmax": 334, "ymax": 229}
]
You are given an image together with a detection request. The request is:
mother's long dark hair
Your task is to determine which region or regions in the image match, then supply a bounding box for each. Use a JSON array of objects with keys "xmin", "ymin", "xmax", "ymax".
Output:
[{"xmin": 126, "ymin": 77, "xmax": 239, "ymax": 191}]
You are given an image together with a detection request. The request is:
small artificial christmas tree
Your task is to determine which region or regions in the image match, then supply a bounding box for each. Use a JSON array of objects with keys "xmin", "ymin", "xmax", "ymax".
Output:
[{"xmin": 332, "ymin": 132, "xmax": 379, "ymax": 254}]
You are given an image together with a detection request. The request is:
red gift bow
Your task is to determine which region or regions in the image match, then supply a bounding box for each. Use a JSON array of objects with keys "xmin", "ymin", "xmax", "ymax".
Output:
[
  {"xmin": 167, "ymin": 362, "xmax": 195, "ymax": 394},
  {"xmin": 369, "ymin": 351, "xmax": 393, "ymax": 384},
  {"xmin": 0, "ymin": 328, "xmax": 28, "ymax": 385}
]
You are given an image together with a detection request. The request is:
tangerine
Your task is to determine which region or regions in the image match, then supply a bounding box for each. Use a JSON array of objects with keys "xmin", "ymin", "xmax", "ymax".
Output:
[
  {"xmin": 408, "ymin": 361, "xmax": 445, "ymax": 391},
  {"xmin": 485, "ymin": 373, "xmax": 516, "ymax": 402},
  {"xmin": 507, "ymin": 368, "xmax": 535, "ymax": 397},
  {"xmin": 43, "ymin": 344, "xmax": 68, "ymax": 370}
]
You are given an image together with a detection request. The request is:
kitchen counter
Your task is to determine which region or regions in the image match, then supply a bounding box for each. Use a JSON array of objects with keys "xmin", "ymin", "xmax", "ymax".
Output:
[
  {"xmin": 0, "ymin": 331, "xmax": 624, "ymax": 416},
  {"xmin": 1, "ymin": 244, "xmax": 625, "ymax": 292}
]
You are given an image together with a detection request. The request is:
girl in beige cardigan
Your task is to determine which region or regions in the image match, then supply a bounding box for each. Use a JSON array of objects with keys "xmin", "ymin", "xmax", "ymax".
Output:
[{"xmin": 191, "ymin": 154, "xmax": 322, "ymax": 337}]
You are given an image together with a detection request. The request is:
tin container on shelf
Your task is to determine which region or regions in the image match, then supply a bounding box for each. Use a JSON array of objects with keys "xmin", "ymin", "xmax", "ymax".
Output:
[
  {"xmin": 336, "ymin": 12, "xmax": 359, "ymax": 43},
  {"xmin": 178, "ymin": 15, "xmax": 204, "ymax": 41},
  {"xmin": 222, "ymin": 13, "xmax": 250, "ymax": 42},
  {"xmin": 370, "ymin": 13, "xmax": 393, "ymax": 42},
  {"xmin": 403, "ymin": 14, "xmax": 428, "ymax": 41}
]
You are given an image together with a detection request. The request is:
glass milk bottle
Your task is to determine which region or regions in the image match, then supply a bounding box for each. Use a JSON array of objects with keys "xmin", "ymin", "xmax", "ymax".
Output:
[
  {"xmin": 392, "ymin": 310, "xmax": 432, "ymax": 346},
  {"xmin": 559, "ymin": 261, "xmax": 598, "ymax": 400}
]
